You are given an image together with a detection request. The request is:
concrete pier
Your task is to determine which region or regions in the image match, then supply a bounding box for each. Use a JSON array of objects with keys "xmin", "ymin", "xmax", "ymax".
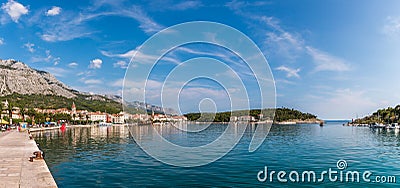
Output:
[{"xmin": 0, "ymin": 131, "xmax": 57, "ymax": 188}]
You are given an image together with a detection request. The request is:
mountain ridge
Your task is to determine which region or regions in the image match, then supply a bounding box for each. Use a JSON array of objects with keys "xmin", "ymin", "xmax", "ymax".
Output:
[
  {"xmin": 0, "ymin": 59, "xmax": 178, "ymax": 115},
  {"xmin": 0, "ymin": 59, "xmax": 77, "ymax": 98}
]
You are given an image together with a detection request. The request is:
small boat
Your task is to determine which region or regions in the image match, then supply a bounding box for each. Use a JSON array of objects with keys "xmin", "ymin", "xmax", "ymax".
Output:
[
  {"xmin": 373, "ymin": 123, "xmax": 386, "ymax": 128},
  {"xmin": 60, "ymin": 123, "xmax": 67, "ymax": 131}
]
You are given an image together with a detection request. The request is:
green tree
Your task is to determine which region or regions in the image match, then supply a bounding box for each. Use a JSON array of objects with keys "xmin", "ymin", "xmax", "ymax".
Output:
[
  {"xmin": 20, "ymin": 106, "xmax": 26, "ymax": 121},
  {"xmin": 0, "ymin": 101, "xmax": 3, "ymax": 121},
  {"xmin": 86, "ymin": 114, "xmax": 89, "ymax": 125},
  {"xmin": 7, "ymin": 102, "xmax": 13, "ymax": 124},
  {"xmin": 26, "ymin": 108, "xmax": 36, "ymax": 124},
  {"xmin": 78, "ymin": 113, "xmax": 83, "ymax": 124}
]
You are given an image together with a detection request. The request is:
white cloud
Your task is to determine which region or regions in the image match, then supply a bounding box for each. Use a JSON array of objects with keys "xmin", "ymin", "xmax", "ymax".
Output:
[
  {"xmin": 84, "ymin": 79, "xmax": 102, "ymax": 85},
  {"xmin": 46, "ymin": 6, "xmax": 61, "ymax": 16},
  {"xmin": 32, "ymin": 10, "xmax": 96, "ymax": 42},
  {"xmin": 68, "ymin": 62, "xmax": 78, "ymax": 68},
  {"xmin": 87, "ymin": 2, "xmax": 163, "ymax": 34},
  {"xmin": 52, "ymin": 56, "xmax": 60, "ymax": 66},
  {"xmin": 147, "ymin": 0, "xmax": 202, "ymax": 11},
  {"xmin": 110, "ymin": 78, "xmax": 124, "ymax": 88},
  {"xmin": 1, "ymin": 0, "xmax": 28, "ymax": 23},
  {"xmin": 31, "ymin": 49, "xmax": 59, "ymax": 63},
  {"xmin": 89, "ymin": 58, "xmax": 102, "ymax": 69},
  {"xmin": 226, "ymin": 0, "xmax": 352, "ymax": 74},
  {"xmin": 306, "ymin": 46, "xmax": 350, "ymax": 72},
  {"xmin": 0, "ymin": 37, "xmax": 4, "ymax": 45},
  {"xmin": 257, "ymin": 16, "xmax": 304, "ymax": 61},
  {"xmin": 101, "ymin": 49, "xmax": 135, "ymax": 59},
  {"xmin": 31, "ymin": 2, "xmax": 163, "ymax": 42},
  {"xmin": 170, "ymin": 1, "xmax": 202, "ymax": 10},
  {"xmin": 42, "ymin": 67, "xmax": 69, "ymax": 78},
  {"xmin": 120, "ymin": 6, "xmax": 163, "ymax": 34},
  {"xmin": 52, "ymin": 57, "xmax": 62, "ymax": 65},
  {"xmin": 23, "ymin": 42, "xmax": 35, "ymax": 53},
  {"xmin": 226, "ymin": 2, "xmax": 304, "ymax": 61},
  {"xmin": 308, "ymin": 89, "xmax": 378, "ymax": 119},
  {"xmin": 38, "ymin": 12, "xmax": 93, "ymax": 42},
  {"xmin": 276, "ymin": 65, "xmax": 300, "ymax": 78},
  {"xmin": 101, "ymin": 49, "xmax": 180, "ymax": 64},
  {"xmin": 113, "ymin": 60, "xmax": 127, "ymax": 68},
  {"xmin": 275, "ymin": 79, "xmax": 296, "ymax": 85},
  {"xmin": 383, "ymin": 16, "xmax": 400, "ymax": 38},
  {"xmin": 225, "ymin": 1, "xmax": 271, "ymax": 12}
]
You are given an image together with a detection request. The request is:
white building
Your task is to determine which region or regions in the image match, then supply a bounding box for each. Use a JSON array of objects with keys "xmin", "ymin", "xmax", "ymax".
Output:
[
  {"xmin": 112, "ymin": 113, "xmax": 125, "ymax": 124},
  {"xmin": 230, "ymin": 116, "xmax": 238, "ymax": 122},
  {"xmin": 88, "ymin": 111, "xmax": 107, "ymax": 122},
  {"xmin": 237, "ymin": 115, "xmax": 255, "ymax": 122},
  {"xmin": 132, "ymin": 114, "xmax": 150, "ymax": 121}
]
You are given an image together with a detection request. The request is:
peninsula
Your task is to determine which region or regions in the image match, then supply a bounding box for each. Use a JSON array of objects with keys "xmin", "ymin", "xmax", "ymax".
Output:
[
  {"xmin": 351, "ymin": 105, "xmax": 400, "ymax": 125},
  {"xmin": 184, "ymin": 108, "xmax": 323, "ymax": 124}
]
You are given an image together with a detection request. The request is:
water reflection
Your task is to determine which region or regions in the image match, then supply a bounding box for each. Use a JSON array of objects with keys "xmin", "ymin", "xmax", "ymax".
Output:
[
  {"xmin": 32, "ymin": 123, "xmax": 400, "ymax": 187},
  {"xmin": 127, "ymin": 122, "xmax": 260, "ymax": 147},
  {"xmin": 32, "ymin": 126, "xmax": 132, "ymax": 166}
]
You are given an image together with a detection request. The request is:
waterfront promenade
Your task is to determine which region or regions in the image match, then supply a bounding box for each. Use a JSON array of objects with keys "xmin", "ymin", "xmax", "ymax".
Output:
[{"xmin": 0, "ymin": 131, "xmax": 57, "ymax": 188}]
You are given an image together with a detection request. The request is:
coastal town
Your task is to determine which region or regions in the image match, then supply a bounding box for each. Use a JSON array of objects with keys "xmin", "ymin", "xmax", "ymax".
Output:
[{"xmin": 0, "ymin": 99, "xmax": 188, "ymax": 129}]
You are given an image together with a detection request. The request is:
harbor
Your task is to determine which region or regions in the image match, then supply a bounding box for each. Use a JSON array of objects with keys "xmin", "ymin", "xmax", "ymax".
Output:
[
  {"xmin": 29, "ymin": 121, "xmax": 400, "ymax": 187},
  {"xmin": 0, "ymin": 131, "xmax": 57, "ymax": 187},
  {"xmin": 345, "ymin": 122, "xmax": 400, "ymax": 130}
]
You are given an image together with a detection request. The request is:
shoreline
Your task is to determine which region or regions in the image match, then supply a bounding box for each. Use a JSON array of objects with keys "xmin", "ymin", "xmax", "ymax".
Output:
[
  {"xmin": 25, "ymin": 120, "xmax": 325, "ymax": 133},
  {"xmin": 28, "ymin": 123, "xmax": 128, "ymax": 132},
  {"xmin": 175, "ymin": 120, "xmax": 324, "ymax": 125}
]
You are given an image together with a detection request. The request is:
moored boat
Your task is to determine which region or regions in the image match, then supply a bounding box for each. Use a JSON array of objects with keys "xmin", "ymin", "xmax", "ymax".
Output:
[{"xmin": 98, "ymin": 122, "xmax": 113, "ymax": 126}]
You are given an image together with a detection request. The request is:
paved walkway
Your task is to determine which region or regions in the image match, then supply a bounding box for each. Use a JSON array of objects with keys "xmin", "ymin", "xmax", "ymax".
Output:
[{"xmin": 0, "ymin": 131, "xmax": 57, "ymax": 188}]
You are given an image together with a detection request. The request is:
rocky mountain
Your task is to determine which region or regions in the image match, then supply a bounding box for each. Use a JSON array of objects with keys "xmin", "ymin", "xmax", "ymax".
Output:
[
  {"xmin": 0, "ymin": 59, "xmax": 77, "ymax": 98},
  {"xmin": 0, "ymin": 59, "xmax": 178, "ymax": 115},
  {"xmin": 125, "ymin": 101, "xmax": 178, "ymax": 115}
]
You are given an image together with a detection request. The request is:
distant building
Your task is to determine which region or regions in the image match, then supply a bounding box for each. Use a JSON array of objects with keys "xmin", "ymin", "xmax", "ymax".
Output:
[
  {"xmin": 88, "ymin": 111, "xmax": 107, "ymax": 122},
  {"xmin": 237, "ymin": 115, "xmax": 255, "ymax": 122},
  {"xmin": 55, "ymin": 108, "xmax": 70, "ymax": 114},
  {"xmin": 12, "ymin": 112, "xmax": 21, "ymax": 120},
  {"xmin": 171, "ymin": 115, "xmax": 187, "ymax": 122},
  {"xmin": 152, "ymin": 114, "xmax": 187, "ymax": 122},
  {"xmin": 2, "ymin": 100, "xmax": 8, "ymax": 108},
  {"xmin": 132, "ymin": 113, "xmax": 149, "ymax": 121},
  {"xmin": 230, "ymin": 116, "xmax": 238, "ymax": 122},
  {"xmin": 112, "ymin": 113, "xmax": 124, "ymax": 124},
  {"xmin": 71, "ymin": 102, "xmax": 76, "ymax": 114},
  {"xmin": 0, "ymin": 99, "xmax": 139, "ymax": 124}
]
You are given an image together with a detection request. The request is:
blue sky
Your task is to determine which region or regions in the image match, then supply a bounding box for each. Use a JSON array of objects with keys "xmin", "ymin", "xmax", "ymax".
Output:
[{"xmin": 1, "ymin": 0, "xmax": 400, "ymax": 119}]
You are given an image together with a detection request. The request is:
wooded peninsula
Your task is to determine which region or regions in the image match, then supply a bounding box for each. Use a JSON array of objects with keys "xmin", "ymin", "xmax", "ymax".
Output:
[{"xmin": 184, "ymin": 107, "xmax": 322, "ymax": 124}]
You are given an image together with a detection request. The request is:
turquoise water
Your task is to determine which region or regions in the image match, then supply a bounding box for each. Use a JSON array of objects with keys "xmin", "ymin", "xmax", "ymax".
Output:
[{"xmin": 32, "ymin": 122, "xmax": 400, "ymax": 187}]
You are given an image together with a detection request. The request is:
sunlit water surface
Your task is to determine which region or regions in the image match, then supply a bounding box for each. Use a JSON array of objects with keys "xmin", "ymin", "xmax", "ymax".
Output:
[{"xmin": 33, "ymin": 122, "xmax": 400, "ymax": 187}]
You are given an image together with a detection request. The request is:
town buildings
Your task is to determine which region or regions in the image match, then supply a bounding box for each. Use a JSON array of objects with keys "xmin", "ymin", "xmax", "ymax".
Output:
[{"xmin": 0, "ymin": 100, "xmax": 187, "ymax": 124}]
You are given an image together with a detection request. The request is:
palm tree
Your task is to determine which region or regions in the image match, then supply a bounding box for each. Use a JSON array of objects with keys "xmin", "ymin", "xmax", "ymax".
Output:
[
  {"xmin": 86, "ymin": 114, "xmax": 89, "ymax": 125},
  {"xmin": 0, "ymin": 102, "xmax": 3, "ymax": 120},
  {"xmin": 27, "ymin": 108, "xmax": 36, "ymax": 125},
  {"xmin": 7, "ymin": 102, "xmax": 13, "ymax": 124},
  {"xmin": 78, "ymin": 113, "xmax": 83, "ymax": 125},
  {"xmin": 49, "ymin": 113, "xmax": 55, "ymax": 122},
  {"xmin": 72, "ymin": 114, "xmax": 76, "ymax": 124},
  {"xmin": 20, "ymin": 106, "xmax": 26, "ymax": 121}
]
